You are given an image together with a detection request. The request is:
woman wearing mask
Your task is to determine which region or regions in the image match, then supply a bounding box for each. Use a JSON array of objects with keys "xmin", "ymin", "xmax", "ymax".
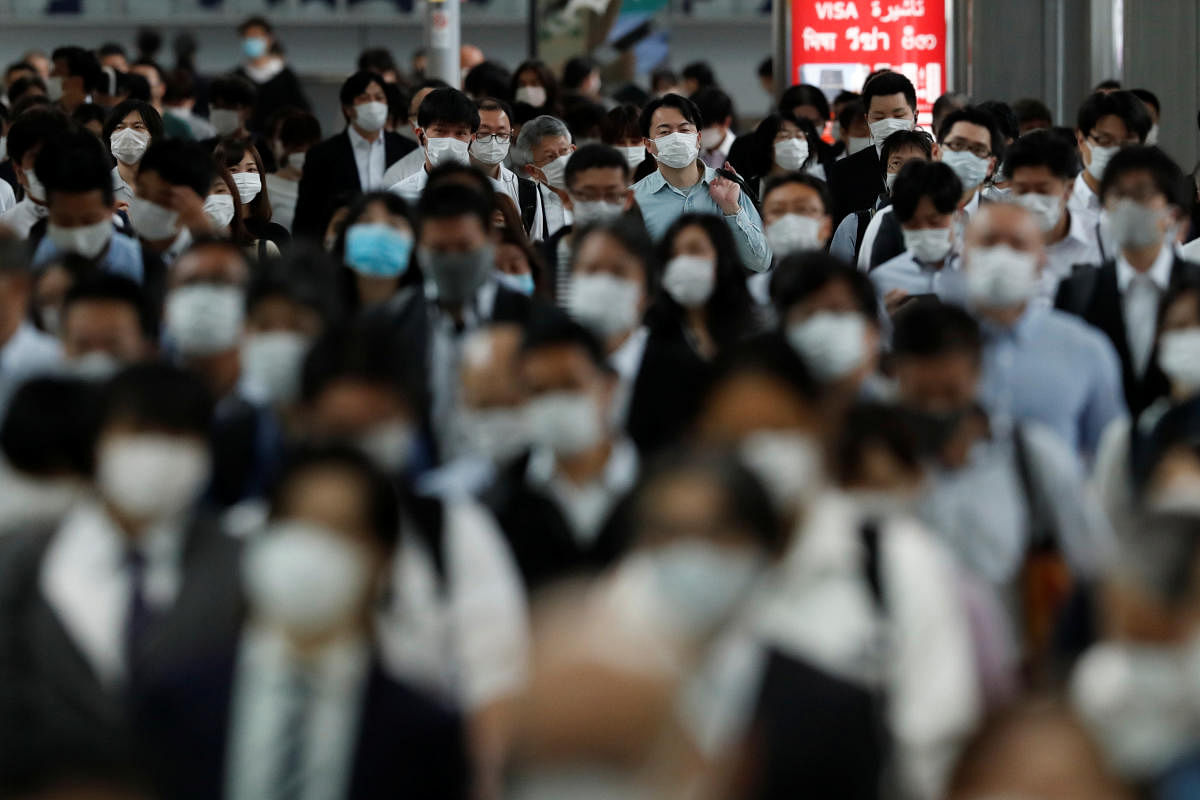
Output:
[
  {"xmin": 333, "ymin": 191, "xmax": 419, "ymax": 312},
  {"xmin": 265, "ymin": 110, "xmax": 320, "ymax": 233},
  {"xmin": 213, "ymin": 138, "xmax": 289, "ymax": 259},
  {"xmin": 103, "ymin": 99, "xmax": 163, "ymax": 210},
  {"xmin": 510, "ymin": 60, "xmax": 561, "ymax": 116},
  {"xmin": 745, "ymin": 111, "xmax": 826, "ymax": 197},
  {"xmin": 601, "ymin": 104, "xmax": 649, "ymax": 182},
  {"xmin": 207, "ymin": 166, "xmax": 268, "ymax": 259},
  {"xmin": 495, "ymin": 225, "xmax": 545, "ymax": 299}
]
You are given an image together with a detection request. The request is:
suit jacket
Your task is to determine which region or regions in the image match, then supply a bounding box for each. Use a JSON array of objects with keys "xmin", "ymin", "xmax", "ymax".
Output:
[
  {"xmin": 1055, "ymin": 258, "xmax": 1200, "ymax": 416},
  {"xmin": 134, "ymin": 648, "xmax": 468, "ymax": 800},
  {"xmin": 0, "ymin": 513, "xmax": 244, "ymax": 771},
  {"xmin": 292, "ymin": 130, "xmax": 416, "ymax": 241},
  {"xmin": 626, "ymin": 325, "xmax": 711, "ymax": 457},
  {"xmin": 829, "ymin": 146, "xmax": 883, "ymax": 223}
]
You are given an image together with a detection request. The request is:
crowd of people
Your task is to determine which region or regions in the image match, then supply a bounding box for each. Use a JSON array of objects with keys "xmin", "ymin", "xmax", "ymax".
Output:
[{"xmin": 0, "ymin": 15, "xmax": 1196, "ymax": 800}]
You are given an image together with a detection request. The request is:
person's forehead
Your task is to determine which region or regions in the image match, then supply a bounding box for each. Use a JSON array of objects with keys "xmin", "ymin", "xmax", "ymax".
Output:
[
  {"xmin": 650, "ymin": 106, "xmax": 689, "ymax": 128},
  {"xmin": 945, "ymin": 120, "xmax": 990, "ymax": 143},
  {"xmin": 1112, "ymin": 168, "xmax": 1160, "ymax": 192},
  {"xmin": 573, "ymin": 165, "xmax": 625, "ymax": 185},
  {"xmin": 64, "ymin": 298, "xmax": 139, "ymax": 328},
  {"xmin": 175, "ymin": 246, "xmax": 246, "ymax": 280},
  {"xmin": 868, "ymin": 92, "xmax": 909, "ymax": 113},
  {"xmin": 1011, "ymin": 164, "xmax": 1061, "ymax": 182},
  {"xmin": 1092, "ymin": 114, "xmax": 1132, "ymax": 137},
  {"xmin": 523, "ymin": 343, "xmax": 595, "ymax": 378},
  {"xmin": 971, "ymin": 205, "xmax": 1039, "ymax": 238},
  {"xmin": 764, "ymin": 182, "xmax": 821, "ymax": 207},
  {"xmin": 478, "ymin": 108, "xmax": 510, "ymax": 128}
]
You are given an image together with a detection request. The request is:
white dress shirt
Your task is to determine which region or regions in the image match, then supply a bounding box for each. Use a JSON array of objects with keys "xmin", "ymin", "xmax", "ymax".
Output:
[
  {"xmin": 111, "ymin": 167, "xmax": 133, "ymax": 208},
  {"xmin": 226, "ymin": 627, "xmax": 368, "ymax": 800},
  {"xmin": 539, "ymin": 183, "xmax": 570, "ymax": 239},
  {"xmin": 0, "ymin": 178, "xmax": 14, "ymax": 214},
  {"xmin": 40, "ymin": 502, "xmax": 186, "ymax": 686},
  {"xmin": 1068, "ymin": 172, "xmax": 1103, "ymax": 217},
  {"xmin": 266, "ymin": 174, "xmax": 300, "ymax": 232},
  {"xmin": 390, "ymin": 167, "xmax": 428, "ymax": 206},
  {"xmin": 0, "ymin": 196, "xmax": 49, "ymax": 238},
  {"xmin": 525, "ymin": 437, "xmax": 640, "ymax": 548},
  {"xmin": 380, "ymin": 147, "xmax": 426, "ymax": 188},
  {"xmin": 1038, "ymin": 207, "xmax": 1102, "ymax": 305},
  {"xmin": 347, "ymin": 125, "xmax": 386, "ymax": 192},
  {"xmin": 1117, "ymin": 242, "xmax": 1174, "ymax": 377},
  {"xmin": 857, "ymin": 190, "xmax": 980, "ymax": 272},
  {"xmin": 0, "ymin": 321, "xmax": 61, "ymax": 412}
]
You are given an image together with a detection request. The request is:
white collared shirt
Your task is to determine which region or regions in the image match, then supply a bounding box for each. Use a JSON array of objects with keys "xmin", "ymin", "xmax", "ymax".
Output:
[
  {"xmin": 0, "ymin": 178, "xmax": 13, "ymax": 215},
  {"xmin": 1068, "ymin": 172, "xmax": 1103, "ymax": 217},
  {"xmin": 1038, "ymin": 207, "xmax": 1102, "ymax": 305},
  {"xmin": 1117, "ymin": 241, "xmax": 1174, "ymax": 377},
  {"xmin": 0, "ymin": 196, "xmax": 49, "ymax": 238},
  {"xmin": 390, "ymin": 166, "xmax": 428, "ymax": 205},
  {"xmin": 525, "ymin": 437, "xmax": 640, "ymax": 548},
  {"xmin": 608, "ymin": 326, "xmax": 649, "ymax": 428},
  {"xmin": 226, "ymin": 626, "xmax": 368, "ymax": 800},
  {"xmin": 347, "ymin": 125, "xmax": 387, "ymax": 192},
  {"xmin": 856, "ymin": 191, "xmax": 980, "ymax": 272},
  {"xmin": 381, "ymin": 147, "xmax": 426, "ymax": 188},
  {"xmin": 111, "ymin": 166, "xmax": 133, "ymax": 208},
  {"xmin": 491, "ymin": 164, "xmax": 546, "ymax": 242},
  {"xmin": 266, "ymin": 173, "xmax": 300, "ymax": 232},
  {"xmin": 0, "ymin": 321, "xmax": 61, "ymax": 412},
  {"xmin": 40, "ymin": 501, "xmax": 186, "ymax": 685}
]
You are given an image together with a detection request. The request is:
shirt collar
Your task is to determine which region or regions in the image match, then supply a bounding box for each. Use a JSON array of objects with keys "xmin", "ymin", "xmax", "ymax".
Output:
[
  {"xmin": 980, "ymin": 303, "xmax": 1042, "ymax": 343},
  {"xmin": 347, "ymin": 125, "xmax": 382, "ymax": 151},
  {"xmin": 526, "ymin": 436, "xmax": 639, "ymax": 493},
  {"xmin": 242, "ymin": 623, "xmax": 370, "ymax": 689},
  {"xmin": 1117, "ymin": 242, "xmax": 1174, "ymax": 292},
  {"xmin": 423, "ymin": 278, "xmax": 499, "ymax": 324},
  {"xmin": 644, "ymin": 164, "xmax": 714, "ymax": 194},
  {"xmin": 1064, "ymin": 207, "xmax": 1097, "ymax": 246},
  {"xmin": 56, "ymin": 500, "xmax": 187, "ymax": 573}
]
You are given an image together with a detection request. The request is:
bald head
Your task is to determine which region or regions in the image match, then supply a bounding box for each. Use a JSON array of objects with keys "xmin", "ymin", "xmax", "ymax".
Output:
[{"xmin": 965, "ymin": 202, "xmax": 1046, "ymax": 261}]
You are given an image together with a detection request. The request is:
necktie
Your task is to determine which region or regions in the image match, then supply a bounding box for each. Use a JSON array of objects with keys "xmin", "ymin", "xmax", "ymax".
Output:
[
  {"xmin": 1127, "ymin": 274, "xmax": 1159, "ymax": 377},
  {"xmin": 123, "ymin": 547, "xmax": 152, "ymax": 677},
  {"xmin": 274, "ymin": 667, "xmax": 314, "ymax": 800}
]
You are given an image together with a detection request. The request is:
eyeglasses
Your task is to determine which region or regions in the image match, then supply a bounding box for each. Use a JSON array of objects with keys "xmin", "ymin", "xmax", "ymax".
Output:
[
  {"xmin": 943, "ymin": 138, "xmax": 991, "ymax": 159},
  {"xmin": 475, "ymin": 133, "xmax": 512, "ymax": 144}
]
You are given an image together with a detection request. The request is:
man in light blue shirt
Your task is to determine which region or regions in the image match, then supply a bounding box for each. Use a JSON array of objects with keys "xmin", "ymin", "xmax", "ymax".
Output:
[
  {"xmin": 963, "ymin": 202, "xmax": 1126, "ymax": 461},
  {"xmin": 632, "ymin": 94, "xmax": 771, "ymax": 273}
]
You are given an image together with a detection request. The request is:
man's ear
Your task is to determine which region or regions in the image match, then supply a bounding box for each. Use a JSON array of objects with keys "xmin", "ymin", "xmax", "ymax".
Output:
[{"xmin": 622, "ymin": 188, "xmax": 635, "ymax": 211}]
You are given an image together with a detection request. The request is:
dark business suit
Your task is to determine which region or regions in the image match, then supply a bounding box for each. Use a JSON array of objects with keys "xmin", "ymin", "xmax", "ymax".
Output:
[
  {"xmin": 0, "ymin": 513, "xmax": 243, "ymax": 771},
  {"xmin": 626, "ymin": 326, "xmax": 711, "ymax": 457},
  {"xmin": 292, "ymin": 129, "xmax": 416, "ymax": 241},
  {"xmin": 1055, "ymin": 258, "xmax": 1200, "ymax": 416},
  {"xmin": 134, "ymin": 650, "xmax": 469, "ymax": 800},
  {"xmin": 829, "ymin": 146, "xmax": 883, "ymax": 223}
]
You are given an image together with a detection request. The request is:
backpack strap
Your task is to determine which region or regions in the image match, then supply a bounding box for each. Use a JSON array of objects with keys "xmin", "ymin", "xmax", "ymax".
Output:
[
  {"xmin": 516, "ymin": 176, "xmax": 539, "ymax": 236},
  {"xmin": 860, "ymin": 519, "xmax": 885, "ymax": 613}
]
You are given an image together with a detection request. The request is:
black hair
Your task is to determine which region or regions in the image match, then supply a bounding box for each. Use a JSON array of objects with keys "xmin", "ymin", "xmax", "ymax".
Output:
[
  {"xmin": 5, "ymin": 107, "xmax": 67, "ymax": 166},
  {"xmin": 976, "ymin": 100, "xmax": 1019, "ymax": 143},
  {"xmin": 300, "ymin": 317, "xmax": 422, "ymax": 412},
  {"xmin": 638, "ymin": 93, "xmax": 703, "ymax": 138},
  {"xmin": 837, "ymin": 100, "xmax": 866, "ymax": 131},
  {"xmin": 651, "ymin": 67, "xmax": 678, "ymax": 91},
  {"xmin": 861, "ymin": 71, "xmax": 917, "ymax": 114},
  {"xmin": 681, "ymin": 61, "xmax": 716, "ymax": 91},
  {"xmin": 520, "ymin": 306, "xmax": 613, "ymax": 374},
  {"xmin": 1012, "ymin": 97, "xmax": 1054, "ymax": 128},
  {"xmin": 832, "ymin": 402, "xmax": 923, "ymax": 487},
  {"xmin": 932, "ymin": 91, "xmax": 969, "ymax": 123},
  {"xmin": 891, "ymin": 301, "xmax": 982, "ymax": 364},
  {"xmin": 563, "ymin": 100, "xmax": 607, "ymax": 143},
  {"xmin": 213, "ymin": 137, "xmax": 272, "ymax": 223},
  {"xmin": 279, "ymin": 111, "xmax": 322, "ymax": 149},
  {"xmin": 162, "ymin": 67, "xmax": 196, "ymax": 104},
  {"xmin": 132, "ymin": 58, "xmax": 165, "ymax": 87},
  {"xmin": 334, "ymin": 191, "xmax": 421, "ymax": 308},
  {"xmin": 208, "ymin": 74, "xmax": 257, "ymax": 109},
  {"xmin": 268, "ymin": 443, "xmax": 401, "ymax": 549},
  {"xmin": 562, "ymin": 56, "xmax": 598, "ymax": 91},
  {"xmin": 136, "ymin": 26, "xmax": 163, "ymax": 60},
  {"xmin": 416, "ymin": 178, "xmax": 491, "ymax": 236},
  {"xmin": 476, "ymin": 96, "xmax": 515, "ymax": 126},
  {"xmin": 102, "ymin": 362, "xmax": 213, "ymax": 436},
  {"xmin": 338, "ymin": 70, "xmax": 386, "ymax": 110},
  {"xmin": 101, "ymin": 99, "xmax": 164, "ymax": 146},
  {"xmin": 778, "ymin": 83, "xmax": 830, "ymax": 121},
  {"xmin": 1099, "ymin": 145, "xmax": 1187, "ymax": 208},
  {"xmin": 1094, "ymin": 79, "xmax": 1122, "ymax": 92},
  {"xmin": 139, "ymin": 139, "xmax": 215, "ymax": 200},
  {"xmin": 1002, "ymin": 129, "xmax": 1078, "ymax": 182},
  {"xmin": 1, "ymin": 377, "xmax": 102, "ymax": 479},
  {"xmin": 52, "ymin": 46, "xmax": 103, "ymax": 93},
  {"xmin": 761, "ymin": 172, "xmax": 832, "ymax": 217},
  {"xmin": 653, "ymin": 213, "xmax": 757, "ymax": 350},
  {"xmin": 1076, "ymin": 90, "xmax": 1153, "ymax": 142},
  {"xmin": 464, "ymin": 61, "xmax": 513, "ymax": 103},
  {"xmin": 237, "ymin": 15, "xmax": 273, "ymax": 35},
  {"xmin": 571, "ymin": 216, "xmax": 659, "ymax": 297},
  {"xmin": 757, "ymin": 57, "xmax": 773, "ymax": 80},
  {"xmin": 691, "ymin": 86, "xmax": 734, "ymax": 128},
  {"xmin": 880, "ymin": 129, "xmax": 935, "ymax": 172},
  {"xmin": 97, "ymin": 43, "xmax": 127, "ymax": 61},
  {"xmin": 936, "ymin": 106, "xmax": 1004, "ymax": 160},
  {"xmin": 1131, "ymin": 88, "xmax": 1161, "ymax": 116},
  {"xmin": 891, "ymin": 160, "xmax": 963, "ymax": 222},
  {"xmin": 382, "ymin": 81, "xmax": 405, "ymax": 124},
  {"xmin": 416, "ymin": 87, "xmax": 480, "ymax": 131},
  {"xmin": 247, "ymin": 242, "xmax": 344, "ymax": 327},
  {"xmin": 70, "ymin": 102, "xmax": 107, "ymax": 130},
  {"xmin": 565, "ymin": 143, "xmax": 630, "ymax": 188},
  {"xmin": 63, "ymin": 272, "xmax": 156, "ymax": 340},
  {"xmin": 751, "ymin": 112, "xmax": 820, "ymax": 176},
  {"xmin": 600, "ymin": 104, "xmax": 642, "ymax": 145},
  {"xmin": 770, "ymin": 251, "xmax": 877, "ymax": 318},
  {"xmin": 6, "ymin": 75, "xmax": 47, "ymax": 107},
  {"xmin": 3, "ymin": 60, "xmax": 35, "ymax": 81},
  {"xmin": 511, "ymin": 60, "xmax": 560, "ymax": 110},
  {"xmin": 118, "ymin": 71, "xmax": 151, "ymax": 103},
  {"xmin": 357, "ymin": 47, "xmax": 397, "ymax": 77},
  {"xmin": 36, "ymin": 129, "xmax": 114, "ymax": 207},
  {"xmin": 704, "ymin": 331, "xmax": 822, "ymax": 407}
]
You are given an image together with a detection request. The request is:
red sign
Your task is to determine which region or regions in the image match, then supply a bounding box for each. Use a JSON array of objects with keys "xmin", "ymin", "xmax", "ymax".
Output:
[{"xmin": 791, "ymin": 0, "xmax": 947, "ymax": 124}]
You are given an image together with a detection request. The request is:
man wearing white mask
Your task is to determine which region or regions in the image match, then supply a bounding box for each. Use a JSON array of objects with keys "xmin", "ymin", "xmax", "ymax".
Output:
[
  {"xmin": 693, "ymin": 87, "xmax": 737, "ymax": 170},
  {"xmin": 390, "ymin": 88, "xmax": 479, "ymax": 205},
  {"xmin": 0, "ymin": 363, "xmax": 241, "ymax": 758},
  {"xmin": 0, "ymin": 108, "xmax": 62, "ymax": 239},
  {"xmin": 964, "ymin": 202, "xmax": 1125, "ymax": 461},
  {"xmin": 514, "ymin": 114, "xmax": 576, "ymax": 239},
  {"xmin": 131, "ymin": 140, "xmax": 218, "ymax": 267},
  {"xmin": 380, "ymin": 80, "xmax": 448, "ymax": 187},
  {"xmin": 293, "ymin": 71, "xmax": 417, "ymax": 241},
  {"xmin": 633, "ymin": 94, "xmax": 771, "ymax": 273},
  {"xmin": 1068, "ymin": 91, "xmax": 1152, "ymax": 218},
  {"xmin": 468, "ymin": 98, "xmax": 545, "ymax": 242}
]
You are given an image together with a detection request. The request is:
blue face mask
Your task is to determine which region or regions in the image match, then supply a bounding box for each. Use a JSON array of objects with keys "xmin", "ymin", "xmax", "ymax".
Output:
[
  {"xmin": 242, "ymin": 37, "xmax": 269, "ymax": 59},
  {"xmin": 345, "ymin": 223, "xmax": 413, "ymax": 278},
  {"xmin": 494, "ymin": 270, "xmax": 535, "ymax": 296}
]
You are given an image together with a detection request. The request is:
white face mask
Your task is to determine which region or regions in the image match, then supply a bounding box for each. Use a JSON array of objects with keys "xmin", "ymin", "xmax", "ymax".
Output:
[
  {"xmin": 643, "ymin": 541, "xmax": 763, "ymax": 638},
  {"xmin": 128, "ymin": 196, "xmax": 180, "ymax": 241},
  {"xmin": 165, "ymin": 284, "xmax": 245, "ymax": 357},
  {"xmin": 514, "ymin": 85, "xmax": 547, "ymax": 108},
  {"xmin": 24, "ymin": 169, "xmax": 46, "ymax": 204},
  {"xmin": 243, "ymin": 521, "xmax": 372, "ymax": 637},
  {"xmin": 109, "ymin": 128, "xmax": 150, "ymax": 166},
  {"xmin": 1146, "ymin": 123, "xmax": 1160, "ymax": 146},
  {"xmin": 767, "ymin": 213, "xmax": 822, "ymax": 257},
  {"xmin": 424, "ymin": 136, "xmax": 471, "ymax": 168},
  {"xmin": 868, "ymin": 116, "xmax": 914, "ymax": 148},
  {"xmin": 209, "ymin": 108, "xmax": 242, "ymax": 136},
  {"xmin": 540, "ymin": 153, "xmax": 571, "ymax": 189},
  {"xmin": 662, "ymin": 254, "xmax": 716, "ymax": 308},
  {"xmin": 286, "ymin": 151, "xmax": 307, "ymax": 171},
  {"xmin": 97, "ymin": 434, "xmax": 210, "ymax": 521},
  {"xmin": 459, "ymin": 406, "xmax": 530, "ymax": 463},
  {"xmin": 45, "ymin": 76, "xmax": 64, "ymax": 102},
  {"xmin": 572, "ymin": 199, "xmax": 625, "ymax": 226},
  {"xmin": 1014, "ymin": 192, "xmax": 1064, "ymax": 233},
  {"xmin": 652, "ymin": 131, "xmax": 700, "ymax": 169},
  {"xmin": 526, "ymin": 390, "xmax": 604, "ymax": 457},
  {"xmin": 940, "ymin": 148, "xmax": 991, "ymax": 190},
  {"xmin": 965, "ymin": 244, "xmax": 1040, "ymax": 308},
  {"xmin": 567, "ymin": 273, "xmax": 641, "ymax": 338},
  {"xmin": 69, "ymin": 350, "xmax": 122, "ymax": 381},
  {"xmin": 700, "ymin": 126, "xmax": 724, "ymax": 151},
  {"xmin": 354, "ymin": 100, "xmax": 389, "ymax": 133},
  {"xmin": 470, "ymin": 135, "xmax": 510, "ymax": 166},
  {"xmin": 1086, "ymin": 143, "xmax": 1120, "ymax": 181},
  {"xmin": 786, "ymin": 311, "xmax": 868, "ymax": 382},
  {"xmin": 902, "ymin": 225, "xmax": 954, "ymax": 264},
  {"xmin": 617, "ymin": 145, "xmax": 645, "ymax": 169},
  {"xmin": 356, "ymin": 420, "xmax": 414, "ymax": 474},
  {"xmin": 241, "ymin": 331, "xmax": 309, "ymax": 406},
  {"xmin": 847, "ymin": 136, "xmax": 874, "ymax": 156},
  {"xmin": 203, "ymin": 194, "xmax": 236, "ymax": 229},
  {"xmin": 774, "ymin": 137, "xmax": 810, "ymax": 171},
  {"xmin": 739, "ymin": 430, "xmax": 823, "ymax": 513},
  {"xmin": 232, "ymin": 171, "xmax": 261, "ymax": 205},
  {"xmin": 1158, "ymin": 328, "xmax": 1200, "ymax": 391},
  {"xmin": 48, "ymin": 220, "xmax": 113, "ymax": 260},
  {"xmin": 1107, "ymin": 198, "xmax": 1165, "ymax": 250},
  {"xmin": 885, "ymin": 171, "xmax": 899, "ymax": 193}
]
